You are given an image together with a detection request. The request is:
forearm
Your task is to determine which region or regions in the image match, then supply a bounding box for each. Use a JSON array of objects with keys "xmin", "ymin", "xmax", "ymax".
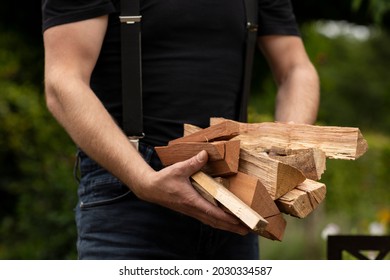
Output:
[
  {"xmin": 274, "ymin": 62, "xmax": 320, "ymax": 124},
  {"xmin": 45, "ymin": 76, "xmax": 154, "ymax": 194},
  {"xmin": 257, "ymin": 36, "xmax": 320, "ymax": 125}
]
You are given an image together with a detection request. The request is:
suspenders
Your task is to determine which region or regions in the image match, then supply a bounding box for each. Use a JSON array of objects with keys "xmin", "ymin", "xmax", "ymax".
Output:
[
  {"xmin": 240, "ymin": 0, "xmax": 258, "ymax": 122},
  {"xmin": 119, "ymin": 0, "xmax": 259, "ymax": 143},
  {"xmin": 120, "ymin": 0, "xmax": 144, "ymax": 148}
]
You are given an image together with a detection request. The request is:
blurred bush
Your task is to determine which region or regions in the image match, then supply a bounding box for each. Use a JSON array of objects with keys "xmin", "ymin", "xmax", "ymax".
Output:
[{"xmin": 0, "ymin": 30, "xmax": 77, "ymax": 259}]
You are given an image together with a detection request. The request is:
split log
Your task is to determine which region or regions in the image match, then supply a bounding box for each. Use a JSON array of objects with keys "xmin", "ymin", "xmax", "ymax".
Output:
[
  {"xmin": 170, "ymin": 120, "xmax": 239, "ymax": 145},
  {"xmin": 268, "ymin": 147, "xmax": 326, "ymax": 180},
  {"xmin": 190, "ymin": 171, "xmax": 268, "ymax": 234},
  {"xmin": 155, "ymin": 140, "xmax": 241, "ymax": 176},
  {"xmin": 276, "ymin": 179, "xmax": 326, "ymax": 218},
  {"xmin": 184, "ymin": 123, "xmax": 203, "ymax": 137},
  {"xmin": 184, "ymin": 123, "xmax": 308, "ymax": 199},
  {"xmin": 191, "ymin": 181, "xmax": 219, "ymax": 207},
  {"xmin": 223, "ymin": 172, "xmax": 286, "ymax": 241},
  {"xmin": 211, "ymin": 118, "xmax": 368, "ymax": 160},
  {"xmin": 239, "ymin": 149, "xmax": 306, "ymax": 200},
  {"xmin": 155, "ymin": 141, "xmax": 225, "ymax": 164}
]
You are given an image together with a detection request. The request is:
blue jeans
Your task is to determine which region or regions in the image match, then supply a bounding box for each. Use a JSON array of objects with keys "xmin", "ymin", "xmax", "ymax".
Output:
[{"xmin": 75, "ymin": 142, "xmax": 259, "ymax": 259}]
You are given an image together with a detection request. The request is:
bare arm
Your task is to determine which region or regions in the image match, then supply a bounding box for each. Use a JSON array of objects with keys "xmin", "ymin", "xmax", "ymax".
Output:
[
  {"xmin": 43, "ymin": 16, "xmax": 248, "ymax": 235},
  {"xmin": 258, "ymin": 35, "xmax": 320, "ymax": 124}
]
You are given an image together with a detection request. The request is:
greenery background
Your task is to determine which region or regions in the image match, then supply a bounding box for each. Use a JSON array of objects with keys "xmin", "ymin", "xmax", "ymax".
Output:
[{"xmin": 0, "ymin": 0, "xmax": 389, "ymax": 259}]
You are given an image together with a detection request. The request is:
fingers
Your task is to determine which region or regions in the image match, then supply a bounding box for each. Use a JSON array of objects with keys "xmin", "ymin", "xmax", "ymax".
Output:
[
  {"xmin": 199, "ymin": 205, "xmax": 250, "ymax": 236},
  {"xmin": 182, "ymin": 192, "xmax": 250, "ymax": 236},
  {"xmin": 151, "ymin": 150, "xmax": 249, "ymax": 235}
]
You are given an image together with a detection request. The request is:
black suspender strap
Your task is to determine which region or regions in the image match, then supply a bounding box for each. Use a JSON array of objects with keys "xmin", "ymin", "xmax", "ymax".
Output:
[
  {"xmin": 119, "ymin": 0, "xmax": 258, "ymax": 141},
  {"xmin": 120, "ymin": 0, "xmax": 144, "ymax": 140},
  {"xmin": 239, "ymin": 0, "xmax": 258, "ymax": 122}
]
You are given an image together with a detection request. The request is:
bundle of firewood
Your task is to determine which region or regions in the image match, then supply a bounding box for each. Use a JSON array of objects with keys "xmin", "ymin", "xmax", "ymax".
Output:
[{"xmin": 155, "ymin": 118, "xmax": 368, "ymax": 241}]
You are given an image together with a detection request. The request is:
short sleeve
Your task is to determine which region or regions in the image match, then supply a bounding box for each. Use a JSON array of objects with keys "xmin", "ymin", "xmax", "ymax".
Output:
[
  {"xmin": 42, "ymin": 0, "xmax": 116, "ymax": 32},
  {"xmin": 257, "ymin": 0, "xmax": 300, "ymax": 36}
]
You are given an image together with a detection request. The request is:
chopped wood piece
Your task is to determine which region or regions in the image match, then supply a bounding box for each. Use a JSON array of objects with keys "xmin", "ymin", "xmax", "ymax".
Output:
[
  {"xmin": 155, "ymin": 141, "xmax": 226, "ymax": 165},
  {"xmin": 191, "ymin": 181, "xmax": 219, "ymax": 206},
  {"xmin": 211, "ymin": 118, "xmax": 368, "ymax": 160},
  {"xmin": 184, "ymin": 123, "xmax": 202, "ymax": 136},
  {"xmin": 268, "ymin": 147, "xmax": 326, "ymax": 180},
  {"xmin": 202, "ymin": 140, "xmax": 240, "ymax": 176},
  {"xmin": 169, "ymin": 120, "xmax": 239, "ymax": 145},
  {"xmin": 190, "ymin": 171, "xmax": 268, "ymax": 233},
  {"xmin": 276, "ymin": 179, "xmax": 326, "ymax": 218},
  {"xmin": 156, "ymin": 140, "xmax": 240, "ymax": 177},
  {"xmin": 239, "ymin": 149, "xmax": 306, "ymax": 200},
  {"xmin": 224, "ymin": 172, "xmax": 286, "ymax": 241}
]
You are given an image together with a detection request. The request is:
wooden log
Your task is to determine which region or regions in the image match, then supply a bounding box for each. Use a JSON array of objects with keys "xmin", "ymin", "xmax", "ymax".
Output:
[
  {"xmin": 239, "ymin": 149, "xmax": 306, "ymax": 200},
  {"xmin": 202, "ymin": 140, "xmax": 240, "ymax": 176},
  {"xmin": 211, "ymin": 118, "xmax": 368, "ymax": 160},
  {"xmin": 190, "ymin": 171, "xmax": 268, "ymax": 234},
  {"xmin": 156, "ymin": 140, "xmax": 240, "ymax": 176},
  {"xmin": 155, "ymin": 141, "xmax": 226, "ymax": 165},
  {"xmin": 224, "ymin": 172, "xmax": 286, "ymax": 241},
  {"xmin": 276, "ymin": 179, "xmax": 326, "ymax": 218},
  {"xmin": 268, "ymin": 147, "xmax": 326, "ymax": 180},
  {"xmin": 191, "ymin": 181, "xmax": 219, "ymax": 206},
  {"xmin": 184, "ymin": 123, "xmax": 202, "ymax": 136},
  {"xmin": 170, "ymin": 120, "xmax": 239, "ymax": 145}
]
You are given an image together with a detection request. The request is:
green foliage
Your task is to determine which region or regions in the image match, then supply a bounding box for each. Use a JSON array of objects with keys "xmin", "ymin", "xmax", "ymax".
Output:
[
  {"xmin": 0, "ymin": 30, "xmax": 77, "ymax": 259},
  {"xmin": 352, "ymin": 0, "xmax": 390, "ymax": 24}
]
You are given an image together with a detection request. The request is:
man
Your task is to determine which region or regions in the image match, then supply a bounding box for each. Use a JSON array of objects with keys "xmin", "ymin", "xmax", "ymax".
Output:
[{"xmin": 42, "ymin": 0, "xmax": 319, "ymax": 259}]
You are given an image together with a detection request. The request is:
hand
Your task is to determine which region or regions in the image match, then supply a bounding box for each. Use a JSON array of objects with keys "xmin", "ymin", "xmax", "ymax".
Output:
[{"xmin": 135, "ymin": 150, "xmax": 249, "ymax": 236}]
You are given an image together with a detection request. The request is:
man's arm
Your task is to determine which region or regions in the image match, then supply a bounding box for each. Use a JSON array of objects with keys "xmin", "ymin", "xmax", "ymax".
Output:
[
  {"xmin": 43, "ymin": 16, "xmax": 248, "ymax": 235},
  {"xmin": 258, "ymin": 35, "xmax": 320, "ymax": 124}
]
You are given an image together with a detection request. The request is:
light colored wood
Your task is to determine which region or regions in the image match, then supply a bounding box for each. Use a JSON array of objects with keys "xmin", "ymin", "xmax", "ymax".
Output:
[
  {"xmin": 239, "ymin": 149, "xmax": 306, "ymax": 200},
  {"xmin": 170, "ymin": 120, "xmax": 239, "ymax": 145},
  {"xmin": 211, "ymin": 118, "xmax": 368, "ymax": 160},
  {"xmin": 191, "ymin": 181, "xmax": 218, "ymax": 206},
  {"xmin": 225, "ymin": 172, "xmax": 286, "ymax": 241},
  {"xmin": 184, "ymin": 123, "xmax": 202, "ymax": 136},
  {"xmin": 268, "ymin": 147, "xmax": 326, "ymax": 180},
  {"xmin": 190, "ymin": 171, "xmax": 268, "ymax": 234},
  {"xmin": 276, "ymin": 179, "xmax": 326, "ymax": 218}
]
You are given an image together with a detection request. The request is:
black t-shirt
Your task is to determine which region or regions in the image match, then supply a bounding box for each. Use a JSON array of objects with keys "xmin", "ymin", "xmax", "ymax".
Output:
[{"xmin": 42, "ymin": 0, "xmax": 300, "ymax": 146}]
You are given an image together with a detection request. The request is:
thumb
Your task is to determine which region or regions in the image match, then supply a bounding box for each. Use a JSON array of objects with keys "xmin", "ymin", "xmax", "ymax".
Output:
[{"xmin": 180, "ymin": 150, "xmax": 208, "ymax": 176}]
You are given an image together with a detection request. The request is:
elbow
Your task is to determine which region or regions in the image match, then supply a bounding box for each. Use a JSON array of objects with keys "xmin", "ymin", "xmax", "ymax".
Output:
[
  {"xmin": 44, "ymin": 74, "xmax": 66, "ymax": 119},
  {"xmin": 44, "ymin": 79, "xmax": 59, "ymax": 115}
]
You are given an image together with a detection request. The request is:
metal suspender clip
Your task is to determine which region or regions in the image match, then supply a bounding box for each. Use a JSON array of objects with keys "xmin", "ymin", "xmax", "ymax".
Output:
[
  {"xmin": 128, "ymin": 134, "xmax": 145, "ymax": 151},
  {"xmin": 247, "ymin": 22, "xmax": 258, "ymax": 32},
  {"xmin": 119, "ymin": 15, "xmax": 142, "ymax": 24}
]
